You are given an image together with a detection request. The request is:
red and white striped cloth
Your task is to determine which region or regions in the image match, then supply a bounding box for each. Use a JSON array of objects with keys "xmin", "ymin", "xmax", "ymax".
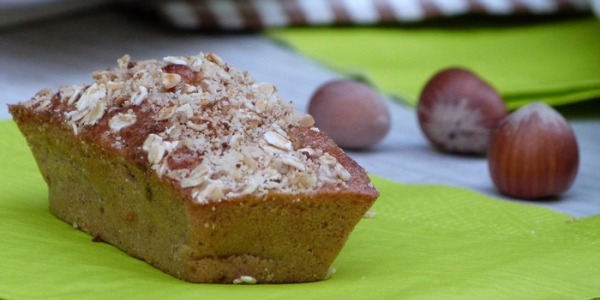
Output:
[
  {"xmin": 152, "ymin": 0, "xmax": 593, "ymax": 30},
  {"xmin": 0, "ymin": 0, "xmax": 595, "ymax": 29}
]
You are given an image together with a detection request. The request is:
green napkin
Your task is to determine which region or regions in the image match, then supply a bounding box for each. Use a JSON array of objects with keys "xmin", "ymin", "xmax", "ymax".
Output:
[
  {"xmin": 1, "ymin": 120, "xmax": 599, "ymax": 299},
  {"xmin": 269, "ymin": 17, "xmax": 600, "ymax": 109}
]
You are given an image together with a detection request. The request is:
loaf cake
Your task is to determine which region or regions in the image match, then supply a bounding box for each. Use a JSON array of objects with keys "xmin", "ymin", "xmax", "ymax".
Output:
[{"xmin": 9, "ymin": 52, "xmax": 379, "ymax": 284}]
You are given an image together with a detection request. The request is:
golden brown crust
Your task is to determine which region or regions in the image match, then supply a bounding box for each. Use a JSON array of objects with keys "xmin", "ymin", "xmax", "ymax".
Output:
[{"xmin": 9, "ymin": 53, "xmax": 378, "ymax": 283}]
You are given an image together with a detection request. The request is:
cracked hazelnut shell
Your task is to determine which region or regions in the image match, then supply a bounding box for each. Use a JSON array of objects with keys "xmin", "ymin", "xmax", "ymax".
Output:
[
  {"xmin": 417, "ymin": 67, "xmax": 508, "ymax": 155},
  {"xmin": 488, "ymin": 102, "xmax": 579, "ymax": 199}
]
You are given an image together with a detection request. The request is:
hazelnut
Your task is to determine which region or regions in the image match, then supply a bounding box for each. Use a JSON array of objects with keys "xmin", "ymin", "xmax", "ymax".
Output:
[
  {"xmin": 162, "ymin": 64, "xmax": 195, "ymax": 85},
  {"xmin": 417, "ymin": 67, "xmax": 508, "ymax": 155},
  {"xmin": 488, "ymin": 102, "xmax": 579, "ymax": 199},
  {"xmin": 308, "ymin": 80, "xmax": 391, "ymax": 149}
]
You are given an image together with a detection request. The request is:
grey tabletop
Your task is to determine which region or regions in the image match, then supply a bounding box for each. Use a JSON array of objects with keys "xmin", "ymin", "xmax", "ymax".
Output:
[{"xmin": 1, "ymin": 9, "xmax": 598, "ymax": 217}]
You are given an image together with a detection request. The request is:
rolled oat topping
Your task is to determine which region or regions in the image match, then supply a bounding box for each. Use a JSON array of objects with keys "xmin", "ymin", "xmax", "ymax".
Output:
[{"xmin": 21, "ymin": 52, "xmax": 351, "ymax": 203}]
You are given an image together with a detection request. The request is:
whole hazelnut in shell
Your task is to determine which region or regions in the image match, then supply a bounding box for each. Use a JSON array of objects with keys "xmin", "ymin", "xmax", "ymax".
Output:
[
  {"xmin": 417, "ymin": 67, "xmax": 508, "ymax": 155},
  {"xmin": 308, "ymin": 80, "xmax": 391, "ymax": 150},
  {"xmin": 488, "ymin": 102, "xmax": 579, "ymax": 199}
]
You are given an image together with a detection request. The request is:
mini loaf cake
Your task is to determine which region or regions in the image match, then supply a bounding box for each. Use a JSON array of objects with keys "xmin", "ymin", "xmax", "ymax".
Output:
[{"xmin": 9, "ymin": 52, "xmax": 379, "ymax": 284}]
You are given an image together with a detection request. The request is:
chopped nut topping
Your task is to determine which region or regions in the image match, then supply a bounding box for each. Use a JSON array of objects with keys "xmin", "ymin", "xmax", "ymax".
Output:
[
  {"xmin": 298, "ymin": 147, "xmax": 317, "ymax": 158},
  {"xmin": 157, "ymin": 106, "xmax": 175, "ymax": 120},
  {"xmin": 117, "ymin": 54, "xmax": 131, "ymax": 69},
  {"xmin": 19, "ymin": 52, "xmax": 352, "ymax": 203},
  {"xmin": 61, "ymin": 85, "xmax": 84, "ymax": 106},
  {"xmin": 163, "ymin": 56, "xmax": 187, "ymax": 65},
  {"xmin": 109, "ymin": 112, "xmax": 137, "ymax": 131},
  {"xmin": 107, "ymin": 81, "xmax": 125, "ymax": 91},
  {"xmin": 298, "ymin": 114, "xmax": 315, "ymax": 127},
  {"xmin": 162, "ymin": 73, "xmax": 182, "ymax": 90},
  {"xmin": 143, "ymin": 134, "xmax": 167, "ymax": 165},
  {"xmin": 175, "ymin": 103, "xmax": 194, "ymax": 119},
  {"xmin": 194, "ymin": 180, "xmax": 225, "ymax": 203},
  {"xmin": 279, "ymin": 154, "xmax": 306, "ymax": 171},
  {"xmin": 180, "ymin": 164, "xmax": 208, "ymax": 188},
  {"xmin": 264, "ymin": 131, "xmax": 292, "ymax": 151},
  {"xmin": 256, "ymin": 83, "xmax": 275, "ymax": 95},
  {"xmin": 206, "ymin": 52, "xmax": 225, "ymax": 66},
  {"xmin": 130, "ymin": 86, "xmax": 147, "ymax": 106},
  {"xmin": 162, "ymin": 64, "xmax": 195, "ymax": 84}
]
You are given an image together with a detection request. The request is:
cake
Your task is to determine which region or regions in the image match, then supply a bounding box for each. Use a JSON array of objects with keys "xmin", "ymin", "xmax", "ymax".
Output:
[{"xmin": 8, "ymin": 52, "xmax": 379, "ymax": 284}]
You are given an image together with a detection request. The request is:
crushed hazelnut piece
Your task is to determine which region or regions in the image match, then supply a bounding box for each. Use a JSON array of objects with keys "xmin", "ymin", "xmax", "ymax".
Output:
[
  {"xmin": 162, "ymin": 73, "xmax": 182, "ymax": 90},
  {"xmin": 109, "ymin": 112, "xmax": 137, "ymax": 131},
  {"xmin": 298, "ymin": 114, "xmax": 315, "ymax": 127},
  {"xmin": 264, "ymin": 131, "xmax": 292, "ymax": 151}
]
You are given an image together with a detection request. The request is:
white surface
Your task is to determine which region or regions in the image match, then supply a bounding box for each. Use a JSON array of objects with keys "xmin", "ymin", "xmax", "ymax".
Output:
[{"xmin": 1, "ymin": 9, "xmax": 598, "ymax": 217}]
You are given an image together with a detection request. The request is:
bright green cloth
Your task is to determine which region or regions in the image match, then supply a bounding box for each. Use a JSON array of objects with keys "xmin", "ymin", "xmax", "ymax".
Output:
[
  {"xmin": 1, "ymin": 120, "xmax": 599, "ymax": 299},
  {"xmin": 269, "ymin": 17, "xmax": 600, "ymax": 109}
]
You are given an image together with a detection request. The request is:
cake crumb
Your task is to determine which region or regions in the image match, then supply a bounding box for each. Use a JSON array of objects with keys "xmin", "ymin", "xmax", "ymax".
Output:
[
  {"xmin": 363, "ymin": 209, "xmax": 376, "ymax": 219},
  {"xmin": 325, "ymin": 267, "xmax": 336, "ymax": 279},
  {"xmin": 233, "ymin": 275, "xmax": 257, "ymax": 284},
  {"xmin": 564, "ymin": 216, "xmax": 579, "ymax": 224}
]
